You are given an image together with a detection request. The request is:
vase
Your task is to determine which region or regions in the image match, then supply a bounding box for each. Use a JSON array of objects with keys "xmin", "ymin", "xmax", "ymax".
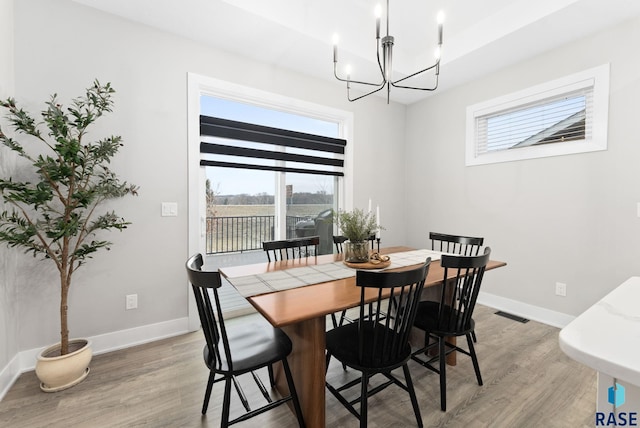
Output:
[
  {"xmin": 344, "ymin": 241, "xmax": 369, "ymax": 263},
  {"xmin": 35, "ymin": 338, "xmax": 92, "ymax": 392}
]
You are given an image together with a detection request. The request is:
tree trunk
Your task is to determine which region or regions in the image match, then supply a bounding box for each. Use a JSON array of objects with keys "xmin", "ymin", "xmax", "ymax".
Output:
[{"xmin": 60, "ymin": 269, "xmax": 70, "ymax": 356}]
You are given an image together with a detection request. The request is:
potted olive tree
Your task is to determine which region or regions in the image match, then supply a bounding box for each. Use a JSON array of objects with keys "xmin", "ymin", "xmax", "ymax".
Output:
[
  {"xmin": 334, "ymin": 208, "xmax": 379, "ymax": 263},
  {"xmin": 0, "ymin": 81, "xmax": 138, "ymax": 392}
]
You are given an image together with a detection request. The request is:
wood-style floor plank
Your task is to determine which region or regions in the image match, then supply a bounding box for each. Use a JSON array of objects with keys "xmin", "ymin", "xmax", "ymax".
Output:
[{"xmin": 0, "ymin": 305, "xmax": 596, "ymax": 427}]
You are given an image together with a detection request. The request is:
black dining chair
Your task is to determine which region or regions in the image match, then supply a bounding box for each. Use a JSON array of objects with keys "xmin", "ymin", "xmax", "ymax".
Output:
[
  {"xmin": 333, "ymin": 234, "xmax": 377, "ymax": 253},
  {"xmin": 262, "ymin": 236, "xmax": 320, "ymax": 262},
  {"xmin": 325, "ymin": 259, "xmax": 431, "ymax": 428},
  {"xmin": 185, "ymin": 254, "xmax": 305, "ymax": 427},
  {"xmin": 429, "ymin": 232, "xmax": 484, "ymax": 342},
  {"xmin": 429, "ymin": 232, "xmax": 484, "ymax": 256},
  {"xmin": 332, "ymin": 235, "xmax": 348, "ymax": 253},
  {"xmin": 410, "ymin": 248, "xmax": 491, "ymax": 412}
]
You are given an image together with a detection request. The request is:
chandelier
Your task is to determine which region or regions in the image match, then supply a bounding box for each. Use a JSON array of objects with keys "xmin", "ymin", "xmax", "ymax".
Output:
[{"xmin": 332, "ymin": 0, "xmax": 444, "ymax": 103}]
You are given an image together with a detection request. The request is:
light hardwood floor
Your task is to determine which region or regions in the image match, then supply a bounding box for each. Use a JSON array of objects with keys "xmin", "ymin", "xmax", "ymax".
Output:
[{"xmin": 0, "ymin": 305, "xmax": 596, "ymax": 427}]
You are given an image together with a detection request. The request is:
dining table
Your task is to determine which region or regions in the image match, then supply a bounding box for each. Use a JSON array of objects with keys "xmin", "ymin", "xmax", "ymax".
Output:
[{"xmin": 219, "ymin": 246, "xmax": 506, "ymax": 427}]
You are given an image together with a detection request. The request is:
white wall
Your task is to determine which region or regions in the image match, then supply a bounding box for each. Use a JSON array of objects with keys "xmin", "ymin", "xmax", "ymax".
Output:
[
  {"xmin": 8, "ymin": 0, "xmax": 406, "ymax": 358},
  {"xmin": 0, "ymin": 0, "xmax": 12, "ymax": 98},
  {"xmin": 0, "ymin": 0, "xmax": 19, "ymax": 399},
  {"xmin": 405, "ymin": 16, "xmax": 640, "ymax": 317}
]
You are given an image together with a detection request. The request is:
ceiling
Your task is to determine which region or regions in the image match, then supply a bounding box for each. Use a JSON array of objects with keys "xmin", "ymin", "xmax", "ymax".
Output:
[{"xmin": 73, "ymin": 0, "xmax": 640, "ymax": 105}]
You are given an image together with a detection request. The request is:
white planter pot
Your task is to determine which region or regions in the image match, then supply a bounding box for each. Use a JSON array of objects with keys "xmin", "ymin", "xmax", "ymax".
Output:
[{"xmin": 35, "ymin": 338, "xmax": 92, "ymax": 392}]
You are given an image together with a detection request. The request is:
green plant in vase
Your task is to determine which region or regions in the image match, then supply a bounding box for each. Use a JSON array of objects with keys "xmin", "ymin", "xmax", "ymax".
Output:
[{"xmin": 334, "ymin": 208, "xmax": 379, "ymax": 263}]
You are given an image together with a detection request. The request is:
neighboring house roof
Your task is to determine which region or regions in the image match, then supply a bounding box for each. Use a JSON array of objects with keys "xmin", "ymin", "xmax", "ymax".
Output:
[{"xmin": 512, "ymin": 109, "xmax": 586, "ymax": 148}]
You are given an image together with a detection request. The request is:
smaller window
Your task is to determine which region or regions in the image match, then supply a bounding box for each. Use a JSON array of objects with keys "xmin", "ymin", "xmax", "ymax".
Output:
[{"xmin": 466, "ymin": 64, "xmax": 609, "ymax": 166}]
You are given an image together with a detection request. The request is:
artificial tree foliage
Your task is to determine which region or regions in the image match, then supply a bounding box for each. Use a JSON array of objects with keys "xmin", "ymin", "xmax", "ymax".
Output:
[{"xmin": 0, "ymin": 81, "xmax": 138, "ymax": 356}]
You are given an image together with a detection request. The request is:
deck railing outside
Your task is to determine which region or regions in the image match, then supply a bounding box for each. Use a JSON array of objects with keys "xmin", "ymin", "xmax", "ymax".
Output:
[{"xmin": 206, "ymin": 215, "xmax": 310, "ymax": 254}]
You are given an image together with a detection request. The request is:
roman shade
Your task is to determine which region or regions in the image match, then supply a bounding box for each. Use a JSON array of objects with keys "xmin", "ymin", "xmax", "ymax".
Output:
[{"xmin": 200, "ymin": 115, "xmax": 346, "ymax": 176}]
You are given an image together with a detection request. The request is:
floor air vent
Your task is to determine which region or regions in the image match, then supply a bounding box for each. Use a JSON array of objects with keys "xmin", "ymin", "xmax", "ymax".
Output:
[{"xmin": 495, "ymin": 311, "xmax": 529, "ymax": 323}]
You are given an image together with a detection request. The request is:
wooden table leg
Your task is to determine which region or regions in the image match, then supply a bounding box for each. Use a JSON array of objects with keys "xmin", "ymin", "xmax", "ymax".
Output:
[{"xmin": 274, "ymin": 316, "xmax": 326, "ymax": 428}]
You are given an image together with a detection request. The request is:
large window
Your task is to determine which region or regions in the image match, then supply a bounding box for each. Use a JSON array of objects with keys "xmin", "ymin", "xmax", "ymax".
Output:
[
  {"xmin": 187, "ymin": 74, "xmax": 353, "ymax": 325},
  {"xmin": 466, "ymin": 64, "xmax": 610, "ymax": 166},
  {"xmin": 200, "ymin": 97, "xmax": 344, "ymax": 255},
  {"xmin": 188, "ymin": 76, "xmax": 353, "ymax": 259}
]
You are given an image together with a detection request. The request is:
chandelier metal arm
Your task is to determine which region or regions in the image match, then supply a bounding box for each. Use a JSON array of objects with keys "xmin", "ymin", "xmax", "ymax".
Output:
[
  {"xmin": 332, "ymin": 40, "xmax": 386, "ymax": 87},
  {"xmin": 347, "ymin": 82, "xmax": 386, "ymax": 102},
  {"xmin": 391, "ymin": 77, "xmax": 439, "ymax": 92},
  {"xmin": 375, "ymin": 40, "xmax": 386, "ymax": 83},
  {"xmin": 333, "ymin": 64, "xmax": 385, "ymax": 87},
  {"xmin": 333, "ymin": 65, "xmax": 382, "ymax": 87},
  {"xmin": 390, "ymin": 61, "xmax": 440, "ymax": 91}
]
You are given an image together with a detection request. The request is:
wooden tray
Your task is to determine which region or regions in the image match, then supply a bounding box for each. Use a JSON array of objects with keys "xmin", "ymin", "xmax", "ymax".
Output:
[{"xmin": 343, "ymin": 259, "xmax": 391, "ymax": 270}]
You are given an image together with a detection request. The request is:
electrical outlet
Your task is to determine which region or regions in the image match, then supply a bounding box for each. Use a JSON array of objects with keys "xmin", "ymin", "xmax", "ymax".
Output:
[
  {"xmin": 555, "ymin": 282, "xmax": 567, "ymax": 297},
  {"xmin": 126, "ymin": 294, "xmax": 138, "ymax": 310}
]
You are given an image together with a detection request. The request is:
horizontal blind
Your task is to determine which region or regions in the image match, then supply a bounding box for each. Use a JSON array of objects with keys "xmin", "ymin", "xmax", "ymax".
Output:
[
  {"xmin": 200, "ymin": 115, "xmax": 346, "ymax": 176},
  {"xmin": 476, "ymin": 87, "xmax": 593, "ymax": 156}
]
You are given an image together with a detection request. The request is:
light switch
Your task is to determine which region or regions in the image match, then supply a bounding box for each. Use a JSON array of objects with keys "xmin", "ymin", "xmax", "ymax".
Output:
[{"xmin": 161, "ymin": 202, "xmax": 178, "ymax": 217}]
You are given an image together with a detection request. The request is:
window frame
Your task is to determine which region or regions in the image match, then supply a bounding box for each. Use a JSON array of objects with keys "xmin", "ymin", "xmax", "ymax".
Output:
[
  {"xmin": 186, "ymin": 73, "xmax": 354, "ymax": 330},
  {"xmin": 465, "ymin": 63, "xmax": 610, "ymax": 166}
]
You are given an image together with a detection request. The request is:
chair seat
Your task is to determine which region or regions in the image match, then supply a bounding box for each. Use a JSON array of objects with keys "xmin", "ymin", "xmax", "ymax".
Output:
[
  {"xmin": 413, "ymin": 301, "xmax": 475, "ymax": 336},
  {"xmin": 204, "ymin": 321, "xmax": 292, "ymax": 375},
  {"xmin": 326, "ymin": 321, "xmax": 411, "ymax": 370}
]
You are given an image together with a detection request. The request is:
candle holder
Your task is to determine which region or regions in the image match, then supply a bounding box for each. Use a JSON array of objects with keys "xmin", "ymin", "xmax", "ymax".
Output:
[{"xmin": 376, "ymin": 238, "xmax": 380, "ymax": 254}]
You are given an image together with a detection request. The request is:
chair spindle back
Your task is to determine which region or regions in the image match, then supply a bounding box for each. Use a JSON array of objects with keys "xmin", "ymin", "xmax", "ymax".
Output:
[
  {"xmin": 429, "ymin": 232, "xmax": 484, "ymax": 256},
  {"xmin": 262, "ymin": 236, "xmax": 320, "ymax": 262},
  {"xmin": 437, "ymin": 247, "xmax": 491, "ymax": 331}
]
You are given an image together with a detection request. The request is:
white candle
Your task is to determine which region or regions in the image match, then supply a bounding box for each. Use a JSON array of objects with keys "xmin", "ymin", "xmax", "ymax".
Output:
[
  {"xmin": 375, "ymin": 4, "xmax": 382, "ymax": 39},
  {"xmin": 376, "ymin": 205, "xmax": 381, "ymax": 239},
  {"xmin": 437, "ymin": 11, "xmax": 445, "ymax": 46},
  {"xmin": 368, "ymin": 198, "xmax": 372, "ymax": 213}
]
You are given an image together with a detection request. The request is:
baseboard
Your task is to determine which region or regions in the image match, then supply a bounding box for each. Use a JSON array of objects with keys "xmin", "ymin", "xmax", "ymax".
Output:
[
  {"xmin": 0, "ymin": 353, "xmax": 21, "ymax": 403},
  {"xmin": 477, "ymin": 291, "xmax": 575, "ymax": 328},
  {"xmin": 1, "ymin": 317, "xmax": 190, "ymax": 401}
]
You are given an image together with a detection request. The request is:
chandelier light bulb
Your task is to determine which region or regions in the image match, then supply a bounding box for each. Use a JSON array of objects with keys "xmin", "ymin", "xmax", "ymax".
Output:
[
  {"xmin": 332, "ymin": 33, "xmax": 339, "ymax": 45},
  {"xmin": 436, "ymin": 11, "xmax": 444, "ymax": 45},
  {"xmin": 375, "ymin": 4, "xmax": 382, "ymax": 38},
  {"xmin": 434, "ymin": 46, "xmax": 441, "ymax": 60}
]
